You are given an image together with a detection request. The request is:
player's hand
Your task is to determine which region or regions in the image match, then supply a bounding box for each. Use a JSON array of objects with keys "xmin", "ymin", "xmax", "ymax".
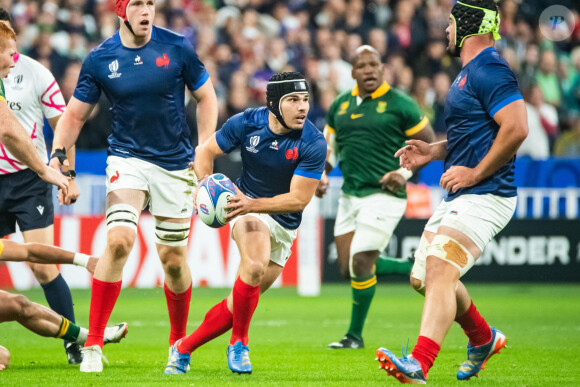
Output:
[
  {"xmin": 192, "ymin": 174, "xmax": 208, "ymax": 214},
  {"xmin": 440, "ymin": 165, "xmax": 480, "ymax": 193},
  {"xmin": 86, "ymin": 256, "xmax": 99, "ymax": 275},
  {"xmin": 379, "ymin": 171, "xmax": 406, "ymax": 193},
  {"xmin": 225, "ymin": 185, "xmax": 252, "ymax": 221},
  {"xmin": 59, "ymin": 178, "xmax": 80, "ymax": 205},
  {"xmin": 38, "ymin": 165, "xmax": 69, "ymax": 195},
  {"xmin": 315, "ymin": 174, "xmax": 329, "ymax": 198},
  {"xmin": 395, "ymin": 139, "xmax": 432, "ymax": 170}
]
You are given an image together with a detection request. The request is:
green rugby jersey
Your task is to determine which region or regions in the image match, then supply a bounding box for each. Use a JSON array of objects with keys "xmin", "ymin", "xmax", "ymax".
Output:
[
  {"xmin": 0, "ymin": 78, "xmax": 5, "ymax": 103},
  {"xmin": 325, "ymin": 82, "xmax": 428, "ymax": 199}
]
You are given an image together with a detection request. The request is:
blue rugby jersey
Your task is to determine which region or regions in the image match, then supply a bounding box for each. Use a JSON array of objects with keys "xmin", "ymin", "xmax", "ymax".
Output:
[
  {"xmin": 444, "ymin": 47, "xmax": 522, "ymax": 201},
  {"xmin": 216, "ymin": 107, "xmax": 327, "ymax": 229},
  {"xmin": 74, "ymin": 26, "xmax": 209, "ymax": 170}
]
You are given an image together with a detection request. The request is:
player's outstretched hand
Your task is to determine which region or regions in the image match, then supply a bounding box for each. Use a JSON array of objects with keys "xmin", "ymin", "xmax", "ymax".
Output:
[
  {"xmin": 59, "ymin": 179, "xmax": 80, "ymax": 205},
  {"xmin": 440, "ymin": 165, "xmax": 480, "ymax": 193},
  {"xmin": 86, "ymin": 256, "xmax": 99, "ymax": 275},
  {"xmin": 39, "ymin": 165, "xmax": 69, "ymax": 195},
  {"xmin": 395, "ymin": 139, "xmax": 432, "ymax": 170},
  {"xmin": 225, "ymin": 185, "xmax": 252, "ymax": 221},
  {"xmin": 379, "ymin": 171, "xmax": 406, "ymax": 193},
  {"xmin": 315, "ymin": 174, "xmax": 329, "ymax": 198}
]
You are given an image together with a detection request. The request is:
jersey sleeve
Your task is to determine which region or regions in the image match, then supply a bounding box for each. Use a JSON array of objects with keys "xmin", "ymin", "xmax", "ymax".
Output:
[
  {"xmin": 473, "ymin": 62, "xmax": 522, "ymax": 117},
  {"xmin": 294, "ymin": 134, "xmax": 327, "ymax": 180},
  {"xmin": 324, "ymin": 98, "xmax": 339, "ymax": 134},
  {"xmin": 34, "ymin": 62, "xmax": 65, "ymax": 119},
  {"xmin": 401, "ymin": 94, "xmax": 429, "ymax": 136},
  {"xmin": 73, "ymin": 54, "xmax": 102, "ymax": 104},
  {"xmin": 0, "ymin": 78, "xmax": 6, "ymax": 103},
  {"xmin": 215, "ymin": 112, "xmax": 244, "ymax": 154},
  {"xmin": 182, "ymin": 39, "xmax": 209, "ymax": 91}
]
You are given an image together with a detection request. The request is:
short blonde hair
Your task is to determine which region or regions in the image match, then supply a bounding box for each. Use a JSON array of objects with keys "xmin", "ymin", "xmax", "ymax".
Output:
[{"xmin": 0, "ymin": 22, "xmax": 15, "ymax": 52}]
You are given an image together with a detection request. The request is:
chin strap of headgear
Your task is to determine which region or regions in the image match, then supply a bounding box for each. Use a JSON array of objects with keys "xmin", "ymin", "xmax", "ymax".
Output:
[{"xmin": 115, "ymin": 0, "xmax": 136, "ymax": 36}]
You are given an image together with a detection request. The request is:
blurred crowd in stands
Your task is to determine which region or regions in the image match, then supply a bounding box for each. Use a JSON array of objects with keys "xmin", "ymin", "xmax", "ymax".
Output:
[{"xmin": 2, "ymin": 0, "xmax": 579, "ymax": 159}]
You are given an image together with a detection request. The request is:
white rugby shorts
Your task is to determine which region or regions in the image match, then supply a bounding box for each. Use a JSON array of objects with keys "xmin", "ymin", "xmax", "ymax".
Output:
[
  {"xmin": 334, "ymin": 192, "xmax": 407, "ymax": 251},
  {"xmin": 412, "ymin": 193, "xmax": 517, "ymax": 281},
  {"xmin": 105, "ymin": 156, "xmax": 197, "ymax": 219},
  {"xmin": 229, "ymin": 213, "xmax": 297, "ymax": 267}
]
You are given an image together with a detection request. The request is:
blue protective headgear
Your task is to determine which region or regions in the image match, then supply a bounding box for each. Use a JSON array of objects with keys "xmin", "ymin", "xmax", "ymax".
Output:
[{"xmin": 266, "ymin": 72, "xmax": 309, "ymax": 129}]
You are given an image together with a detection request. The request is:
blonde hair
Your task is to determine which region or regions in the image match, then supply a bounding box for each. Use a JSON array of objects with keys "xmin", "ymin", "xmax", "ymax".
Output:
[{"xmin": 0, "ymin": 22, "xmax": 15, "ymax": 52}]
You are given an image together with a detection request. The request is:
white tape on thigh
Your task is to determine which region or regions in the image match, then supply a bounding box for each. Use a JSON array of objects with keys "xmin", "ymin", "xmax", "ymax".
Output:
[
  {"xmin": 106, "ymin": 204, "xmax": 139, "ymax": 232},
  {"xmin": 410, "ymin": 235, "xmax": 430, "ymax": 288},
  {"xmin": 349, "ymin": 223, "xmax": 390, "ymax": 277},
  {"xmin": 425, "ymin": 235, "xmax": 475, "ymax": 277},
  {"xmin": 155, "ymin": 220, "xmax": 190, "ymax": 246}
]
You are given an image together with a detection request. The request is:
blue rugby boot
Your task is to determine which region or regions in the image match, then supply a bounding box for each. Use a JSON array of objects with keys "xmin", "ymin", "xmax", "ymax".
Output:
[
  {"xmin": 227, "ymin": 341, "xmax": 252, "ymax": 374},
  {"xmin": 376, "ymin": 347, "xmax": 426, "ymax": 384},
  {"xmin": 164, "ymin": 339, "xmax": 191, "ymax": 375},
  {"xmin": 457, "ymin": 327, "xmax": 506, "ymax": 380}
]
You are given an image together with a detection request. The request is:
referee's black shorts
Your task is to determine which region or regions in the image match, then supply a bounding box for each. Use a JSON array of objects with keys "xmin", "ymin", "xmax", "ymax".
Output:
[{"xmin": 0, "ymin": 168, "xmax": 54, "ymax": 237}]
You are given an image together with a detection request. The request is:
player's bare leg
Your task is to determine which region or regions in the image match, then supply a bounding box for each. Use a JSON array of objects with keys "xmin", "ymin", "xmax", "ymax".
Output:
[
  {"xmin": 228, "ymin": 216, "xmax": 271, "ymax": 374},
  {"xmin": 167, "ymin": 260, "xmax": 283, "ymax": 375},
  {"xmin": 0, "ymin": 290, "xmax": 65, "ymax": 336},
  {"xmin": 81, "ymin": 189, "xmax": 145, "ymax": 373},
  {"xmin": 330, "ymin": 230, "xmax": 378, "ymax": 349},
  {"xmin": 334, "ymin": 232, "xmax": 354, "ymax": 279},
  {"xmin": 156, "ymin": 217, "xmax": 193, "ymax": 347}
]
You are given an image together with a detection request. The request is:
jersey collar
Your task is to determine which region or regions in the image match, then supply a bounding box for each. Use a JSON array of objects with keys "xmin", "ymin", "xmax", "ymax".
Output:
[{"xmin": 351, "ymin": 82, "xmax": 391, "ymax": 99}]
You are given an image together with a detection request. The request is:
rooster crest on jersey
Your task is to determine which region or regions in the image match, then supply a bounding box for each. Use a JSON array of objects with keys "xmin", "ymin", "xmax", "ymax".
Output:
[{"xmin": 197, "ymin": 174, "xmax": 236, "ymax": 228}]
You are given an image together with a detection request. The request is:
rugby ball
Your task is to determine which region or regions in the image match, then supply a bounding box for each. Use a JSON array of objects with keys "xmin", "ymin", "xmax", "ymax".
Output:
[{"xmin": 196, "ymin": 173, "xmax": 236, "ymax": 228}]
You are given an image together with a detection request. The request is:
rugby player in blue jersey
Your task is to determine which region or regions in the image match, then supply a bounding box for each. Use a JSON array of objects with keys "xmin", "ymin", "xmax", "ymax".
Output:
[
  {"xmin": 375, "ymin": 1, "xmax": 528, "ymax": 384},
  {"xmin": 49, "ymin": 0, "xmax": 218, "ymax": 373},
  {"xmin": 164, "ymin": 72, "xmax": 327, "ymax": 375}
]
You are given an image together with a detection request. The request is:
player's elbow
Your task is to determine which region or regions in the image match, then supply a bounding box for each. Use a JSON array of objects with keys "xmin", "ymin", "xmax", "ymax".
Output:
[{"xmin": 0, "ymin": 125, "xmax": 18, "ymax": 145}]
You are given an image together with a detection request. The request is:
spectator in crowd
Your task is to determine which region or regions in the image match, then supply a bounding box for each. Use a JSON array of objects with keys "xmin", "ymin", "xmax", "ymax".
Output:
[
  {"xmin": 0, "ymin": 0, "xmax": 577, "ymax": 161},
  {"xmin": 536, "ymin": 50, "xmax": 562, "ymax": 108},
  {"xmin": 519, "ymin": 85, "xmax": 551, "ymax": 159},
  {"xmin": 432, "ymin": 72, "xmax": 450, "ymax": 139},
  {"xmin": 554, "ymin": 118, "xmax": 580, "ymax": 156}
]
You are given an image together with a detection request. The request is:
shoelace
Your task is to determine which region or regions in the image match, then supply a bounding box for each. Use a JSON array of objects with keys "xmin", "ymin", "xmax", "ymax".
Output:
[
  {"xmin": 82, "ymin": 346, "xmax": 109, "ymax": 365},
  {"xmin": 233, "ymin": 345, "xmax": 243, "ymax": 362},
  {"xmin": 401, "ymin": 338, "xmax": 411, "ymax": 360}
]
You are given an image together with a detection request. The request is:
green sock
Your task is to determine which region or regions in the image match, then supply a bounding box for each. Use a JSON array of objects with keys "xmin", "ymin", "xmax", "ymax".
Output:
[
  {"xmin": 347, "ymin": 275, "xmax": 377, "ymax": 341},
  {"xmin": 56, "ymin": 317, "xmax": 81, "ymax": 342},
  {"xmin": 376, "ymin": 255, "xmax": 413, "ymax": 276}
]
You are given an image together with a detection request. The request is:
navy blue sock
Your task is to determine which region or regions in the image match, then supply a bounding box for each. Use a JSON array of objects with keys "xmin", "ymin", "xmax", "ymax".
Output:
[{"xmin": 41, "ymin": 274, "xmax": 76, "ymax": 346}]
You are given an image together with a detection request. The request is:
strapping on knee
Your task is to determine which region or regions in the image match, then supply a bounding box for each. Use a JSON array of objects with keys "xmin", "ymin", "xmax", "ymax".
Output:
[
  {"xmin": 155, "ymin": 220, "xmax": 190, "ymax": 246},
  {"xmin": 410, "ymin": 235, "xmax": 430, "ymax": 290},
  {"xmin": 106, "ymin": 204, "xmax": 139, "ymax": 232},
  {"xmin": 425, "ymin": 235, "xmax": 475, "ymax": 277}
]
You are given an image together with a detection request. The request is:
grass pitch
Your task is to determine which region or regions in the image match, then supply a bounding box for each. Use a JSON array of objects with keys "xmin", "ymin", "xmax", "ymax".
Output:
[{"xmin": 1, "ymin": 283, "xmax": 579, "ymax": 386}]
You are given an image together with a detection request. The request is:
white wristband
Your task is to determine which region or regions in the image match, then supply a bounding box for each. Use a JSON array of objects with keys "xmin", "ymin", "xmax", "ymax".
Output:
[
  {"xmin": 396, "ymin": 167, "xmax": 413, "ymax": 181},
  {"xmin": 73, "ymin": 253, "xmax": 90, "ymax": 268}
]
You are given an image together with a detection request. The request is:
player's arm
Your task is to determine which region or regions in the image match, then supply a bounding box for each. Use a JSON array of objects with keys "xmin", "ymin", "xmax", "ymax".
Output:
[
  {"xmin": 0, "ymin": 240, "xmax": 98, "ymax": 274},
  {"xmin": 0, "ymin": 103, "xmax": 69, "ymax": 192},
  {"xmin": 47, "ymin": 115, "xmax": 79, "ymax": 205},
  {"xmin": 441, "ymin": 99, "xmax": 527, "ymax": 193},
  {"xmin": 50, "ymin": 97, "xmax": 95, "ymax": 171},
  {"xmin": 194, "ymin": 134, "xmax": 224, "ymax": 182},
  {"xmin": 192, "ymin": 77, "xmax": 218, "ymax": 146},
  {"xmin": 226, "ymin": 175, "xmax": 320, "ymax": 219}
]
